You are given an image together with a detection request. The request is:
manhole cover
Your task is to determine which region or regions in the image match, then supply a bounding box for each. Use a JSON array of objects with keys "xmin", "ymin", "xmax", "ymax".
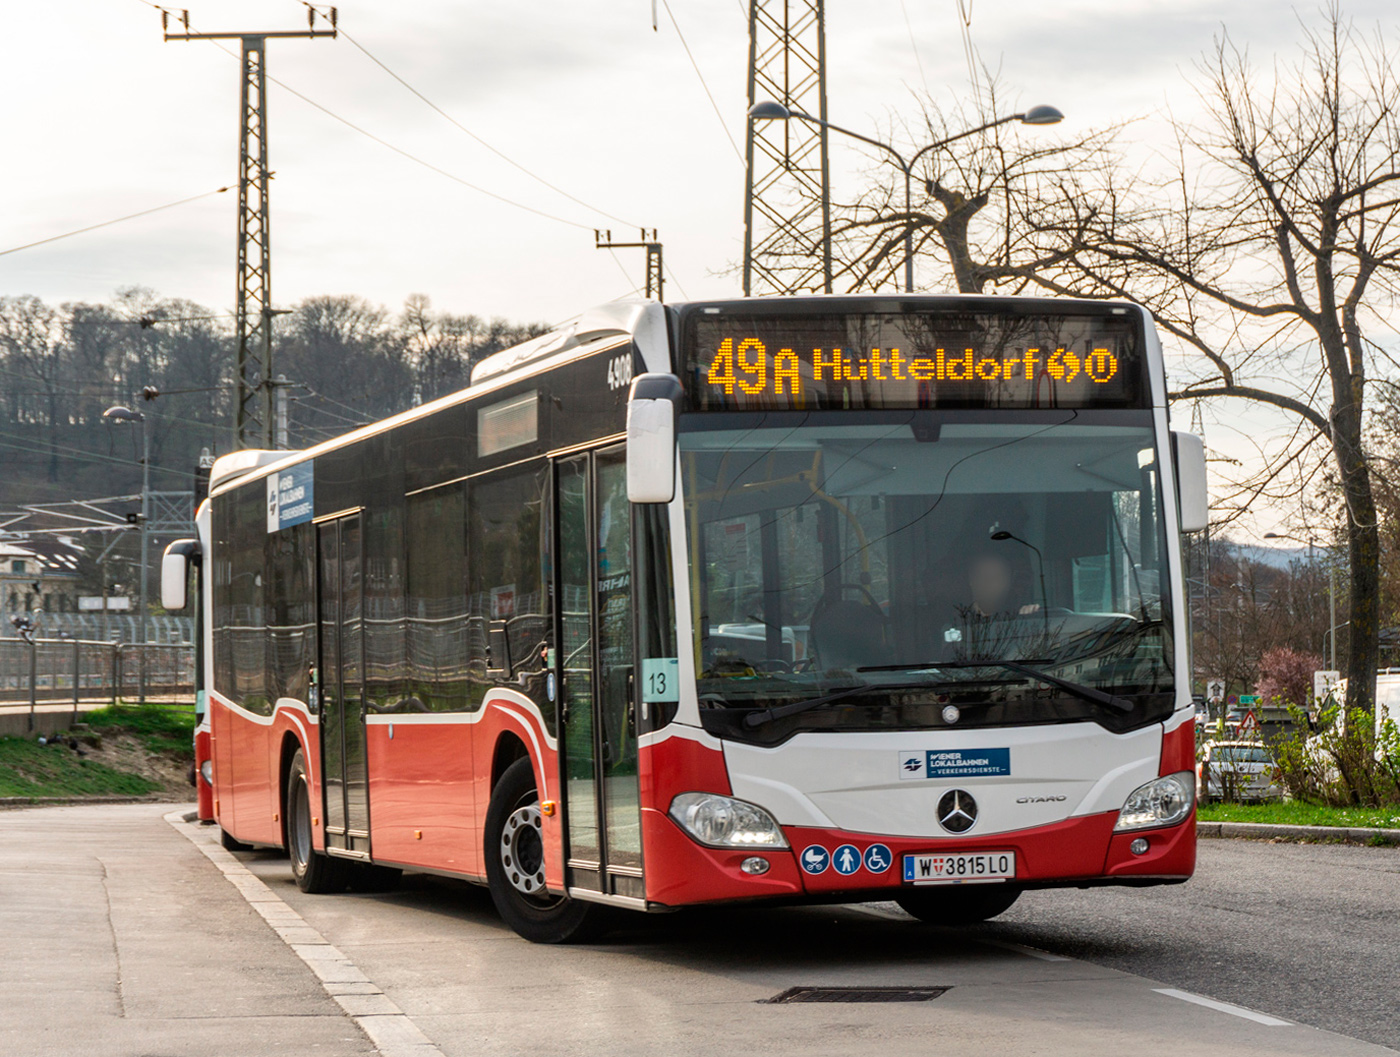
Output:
[{"xmin": 763, "ymin": 986, "xmax": 949, "ymax": 1004}]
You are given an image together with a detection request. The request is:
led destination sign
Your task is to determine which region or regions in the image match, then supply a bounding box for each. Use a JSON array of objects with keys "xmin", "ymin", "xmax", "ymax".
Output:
[{"xmin": 685, "ymin": 310, "xmax": 1146, "ymax": 411}]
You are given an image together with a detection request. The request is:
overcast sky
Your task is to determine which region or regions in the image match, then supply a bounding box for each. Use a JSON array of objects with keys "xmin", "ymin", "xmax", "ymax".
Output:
[{"xmin": 4, "ymin": 0, "xmax": 1395, "ymax": 539}]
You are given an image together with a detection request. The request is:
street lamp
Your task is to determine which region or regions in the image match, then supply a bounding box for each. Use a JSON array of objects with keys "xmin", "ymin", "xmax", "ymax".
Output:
[
  {"xmin": 103, "ymin": 404, "xmax": 149, "ymax": 704},
  {"xmin": 1264, "ymin": 531, "xmax": 1337, "ymax": 671},
  {"xmin": 747, "ymin": 101, "xmax": 1064, "ymax": 293}
]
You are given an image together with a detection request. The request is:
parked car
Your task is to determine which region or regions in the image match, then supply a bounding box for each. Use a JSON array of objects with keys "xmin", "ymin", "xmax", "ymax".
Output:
[{"xmin": 1197, "ymin": 740, "xmax": 1285, "ymax": 803}]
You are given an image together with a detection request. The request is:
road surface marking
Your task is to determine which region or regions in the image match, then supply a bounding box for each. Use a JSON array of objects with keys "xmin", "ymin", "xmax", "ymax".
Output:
[
  {"xmin": 165, "ymin": 810, "xmax": 444, "ymax": 1057},
  {"xmin": 1153, "ymin": 987, "xmax": 1292, "ymax": 1026}
]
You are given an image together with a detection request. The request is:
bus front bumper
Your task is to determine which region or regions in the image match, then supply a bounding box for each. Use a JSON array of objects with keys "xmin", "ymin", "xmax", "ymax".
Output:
[{"xmin": 642, "ymin": 807, "xmax": 1195, "ymax": 906}]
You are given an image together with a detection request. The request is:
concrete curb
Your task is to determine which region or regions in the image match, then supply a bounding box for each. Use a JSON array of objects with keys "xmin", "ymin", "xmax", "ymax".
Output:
[
  {"xmin": 0, "ymin": 794, "xmax": 175, "ymax": 811},
  {"xmin": 163, "ymin": 810, "xmax": 445, "ymax": 1057},
  {"xmin": 1197, "ymin": 820, "xmax": 1400, "ymax": 845}
]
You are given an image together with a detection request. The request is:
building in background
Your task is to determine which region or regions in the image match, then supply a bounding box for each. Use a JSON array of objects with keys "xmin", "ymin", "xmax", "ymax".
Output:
[{"xmin": 0, "ymin": 535, "xmax": 84, "ymax": 617}]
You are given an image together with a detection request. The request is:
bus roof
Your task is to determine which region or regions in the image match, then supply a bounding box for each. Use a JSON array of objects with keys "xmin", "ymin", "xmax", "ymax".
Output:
[{"xmin": 207, "ymin": 293, "xmax": 1151, "ymax": 498}]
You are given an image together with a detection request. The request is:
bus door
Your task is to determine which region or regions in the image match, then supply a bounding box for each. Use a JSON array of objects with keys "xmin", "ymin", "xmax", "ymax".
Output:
[
  {"xmin": 556, "ymin": 447, "xmax": 644, "ymax": 901},
  {"xmin": 316, "ymin": 512, "xmax": 372, "ymax": 858}
]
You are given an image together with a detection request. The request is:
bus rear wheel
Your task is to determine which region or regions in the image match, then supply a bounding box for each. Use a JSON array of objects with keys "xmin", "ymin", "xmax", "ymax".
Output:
[
  {"xmin": 895, "ymin": 885, "xmax": 1022, "ymax": 926},
  {"xmin": 485, "ymin": 757, "xmax": 607, "ymax": 944},
  {"xmin": 286, "ymin": 749, "xmax": 348, "ymax": 894}
]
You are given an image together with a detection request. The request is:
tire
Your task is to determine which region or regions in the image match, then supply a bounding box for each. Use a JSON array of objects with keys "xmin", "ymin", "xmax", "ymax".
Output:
[
  {"xmin": 346, "ymin": 862, "xmax": 403, "ymax": 893},
  {"xmin": 286, "ymin": 749, "xmax": 348, "ymax": 894},
  {"xmin": 219, "ymin": 826, "xmax": 251, "ymax": 852},
  {"xmin": 895, "ymin": 885, "xmax": 1022, "ymax": 926},
  {"xmin": 485, "ymin": 757, "xmax": 607, "ymax": 944}
]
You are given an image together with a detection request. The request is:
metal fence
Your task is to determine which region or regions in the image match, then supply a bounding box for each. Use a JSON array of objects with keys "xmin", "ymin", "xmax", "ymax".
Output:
[{"xmin": 0, "ymin": 638, "xmax": 195, "ymax": 725}]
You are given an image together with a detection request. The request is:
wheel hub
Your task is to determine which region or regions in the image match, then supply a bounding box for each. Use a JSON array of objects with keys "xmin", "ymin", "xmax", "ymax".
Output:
[{"xmin": 500, "ymin": 803, "xmax": 547, "ymax": 896}]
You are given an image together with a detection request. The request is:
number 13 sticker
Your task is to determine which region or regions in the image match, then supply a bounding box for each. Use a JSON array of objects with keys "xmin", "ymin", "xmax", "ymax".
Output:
[{"xmin": 641, "ymin": 658, "xmax": 680, "ymax": 703}]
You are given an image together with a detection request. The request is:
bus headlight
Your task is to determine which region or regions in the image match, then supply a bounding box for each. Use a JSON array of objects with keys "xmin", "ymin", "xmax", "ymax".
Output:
[
  {"xmin": 200, "ymin": 759, "xmax": 214, "ymax": 786},
  {"xmin": 669, "ymin": 792, "xmax": 788, "ymax": 849},
  {"xmin": 1114, "ymin": 772, "xmax": 1194, "ymax": 832}
]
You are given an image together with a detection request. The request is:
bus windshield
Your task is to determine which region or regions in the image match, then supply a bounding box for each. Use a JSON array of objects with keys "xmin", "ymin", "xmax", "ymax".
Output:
[{"xmin": 679, "ymin": 412, "xmax": 1175, "ymax": 737}]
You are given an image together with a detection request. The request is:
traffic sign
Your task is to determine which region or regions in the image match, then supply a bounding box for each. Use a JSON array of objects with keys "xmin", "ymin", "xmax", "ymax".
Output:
[
  {"xmin": 1238, "ymin": 694, "xmax": 1260, "ymax": 707},
  {"xmin": 1206, "ymin": 679, "xmax": 1225, "ymax": 703}
]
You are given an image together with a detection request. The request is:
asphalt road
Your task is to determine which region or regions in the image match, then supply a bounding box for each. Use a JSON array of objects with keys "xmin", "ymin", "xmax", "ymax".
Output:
[
  {"xmin": 974, "ymin": 837, "xmax": 1400, "ymax": 1049},
  {"xmin": 239, "ymin": 830, "xmax": 1400, "ymax": 1056},
  {"xmin": 2, "ymin": 804, "xmax": 1396, "ymax": 1057}
]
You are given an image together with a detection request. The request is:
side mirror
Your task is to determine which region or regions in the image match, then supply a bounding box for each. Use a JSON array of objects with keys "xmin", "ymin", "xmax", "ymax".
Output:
[
  {"xmin": 161, "ymin": 539, "xmax": 200, "ymax": 611},
  {"xmin": 1171, "ymin": 431, "xmax": 1209, "ymax": 532},
  {"xmin": 626, "ymin": 373, "xmax": 682, "ymax": 504}
]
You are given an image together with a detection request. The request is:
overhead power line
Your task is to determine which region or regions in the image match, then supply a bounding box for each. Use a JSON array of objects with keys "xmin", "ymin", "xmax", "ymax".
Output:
[
  {"xmin": 0, "ymin": 187, "xmax": 231, "ymax": 259},
  {"xmin": 660, "ymin": 0, "xmax": 743, "ymax": 164},
  {"xmin": 227, "ymin": 42, "xmax": 596, "ymax": 232},
  {"xmin": 324, "ymin": 19, "xmax": 641, "ymax": 228}
]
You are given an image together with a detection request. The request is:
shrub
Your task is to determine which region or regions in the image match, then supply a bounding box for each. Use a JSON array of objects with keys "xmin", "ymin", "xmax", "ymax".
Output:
[{"xmin": 1272, "ymin": 700, "xmax": 1400, "ymax": 806}]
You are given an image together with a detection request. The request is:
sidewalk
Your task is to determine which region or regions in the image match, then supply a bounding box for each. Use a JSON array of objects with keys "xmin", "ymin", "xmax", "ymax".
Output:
[{"xmin": 0, "ymin": 803, "xmax": 373, "ymax": 1057}]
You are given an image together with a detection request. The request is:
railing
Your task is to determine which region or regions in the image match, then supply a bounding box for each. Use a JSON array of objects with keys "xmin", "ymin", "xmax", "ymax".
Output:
[{"xmin": 0, "ymin": 638, "xmax": 195, "ymax": 730}]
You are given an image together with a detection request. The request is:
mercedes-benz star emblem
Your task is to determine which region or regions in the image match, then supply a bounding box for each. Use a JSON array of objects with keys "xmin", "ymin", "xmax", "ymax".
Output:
[{"xmin": 938, "ymin": 789, "xmax": 978, "ymax": 833}]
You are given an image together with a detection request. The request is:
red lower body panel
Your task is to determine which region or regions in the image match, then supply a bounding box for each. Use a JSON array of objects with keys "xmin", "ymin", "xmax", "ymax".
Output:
[
  {"xmin": 644, "ymin": 809, "xmax": 1194, "ymax": 907},
  {"xmin": 194, "ymin": 727, "xmax": 214, "ymax": 821}
]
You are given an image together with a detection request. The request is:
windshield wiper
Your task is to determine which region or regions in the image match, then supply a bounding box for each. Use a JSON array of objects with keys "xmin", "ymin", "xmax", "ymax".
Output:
[
  {"xmin": 858, "ymin": 660, "xmax": 1135, "ymax": 713},
  {"xmin": 741, "ymin": 681, "xmax": 934, "ymax": 729}
]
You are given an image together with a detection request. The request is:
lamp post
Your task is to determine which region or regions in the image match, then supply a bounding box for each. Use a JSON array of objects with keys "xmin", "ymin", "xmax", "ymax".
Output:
[
  {"xmin": 1264, "ymin": 531, "xmax": 1337, "ymax": 671},
  {"xmin": 747, "ymin": 100, "xmax": 1063, "ymax": 293},
  {"xmin": 103, "ymin": 404, "xmax": 149, "ymax": 704}
]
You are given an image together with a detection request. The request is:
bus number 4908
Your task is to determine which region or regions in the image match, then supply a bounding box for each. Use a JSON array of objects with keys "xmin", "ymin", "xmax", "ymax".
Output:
[{"xmin": 607, "ymin": 354, "xmax": 633, "ymax": 391}]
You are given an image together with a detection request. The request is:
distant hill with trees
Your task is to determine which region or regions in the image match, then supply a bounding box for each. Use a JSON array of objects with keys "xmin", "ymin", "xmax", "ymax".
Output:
[{"xmin": 0, "ymin": 288, "xmax": 547, "ymax": 507}]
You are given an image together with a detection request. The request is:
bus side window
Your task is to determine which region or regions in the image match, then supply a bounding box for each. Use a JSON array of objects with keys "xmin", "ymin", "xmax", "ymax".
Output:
[
  {"xmin": 467, "ymin": 461, "xmax": 551, "ymax": 704},
  {"xmin": 406, "ymin": 485, "xmax": 466, "ymax": 712}
]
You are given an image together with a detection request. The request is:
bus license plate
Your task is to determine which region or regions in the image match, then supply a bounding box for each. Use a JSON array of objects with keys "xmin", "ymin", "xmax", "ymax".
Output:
[{"xmin": 903, "ymin": 851, "xmax": 1016, "ymax": 885}]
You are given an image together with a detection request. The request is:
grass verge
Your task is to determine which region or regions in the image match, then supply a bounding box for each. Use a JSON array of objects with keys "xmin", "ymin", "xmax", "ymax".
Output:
[
  {"xmin": 82, "ymin": 702, "xmax": 195, "ymax": 758},
  {"xmin": 0, "ymin": 736, "xmax": 162, "ymax": 798},
  {"xmin": 1198, "ymin": 801, "xmax": 1400, "ymax": 830}
]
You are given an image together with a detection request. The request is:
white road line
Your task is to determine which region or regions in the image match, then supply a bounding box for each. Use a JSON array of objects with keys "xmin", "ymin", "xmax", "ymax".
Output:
[
  {"xmin": 1153, "ymin": 987, "xmax": 1293, "ymax": 1027},
  {"xmin": 164, "ymin": 810, "xmax": 444, "ymax": 1057}
]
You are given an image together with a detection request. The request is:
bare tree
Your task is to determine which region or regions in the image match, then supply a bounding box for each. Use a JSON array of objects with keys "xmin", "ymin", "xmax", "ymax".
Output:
[
  {"xmin": 1030, "ymin": 7, "xmax": 1400, "ymax": 714},
  {"xmin": 756, "ymin": 72, "xmax": 1123, "ymax": 295},
  {"xmin": 0, "ymin": 295, "xmax": 65, "ymax": 482}
]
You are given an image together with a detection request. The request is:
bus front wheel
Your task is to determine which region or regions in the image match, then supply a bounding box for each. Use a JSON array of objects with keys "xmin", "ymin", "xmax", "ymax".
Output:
[
  {"xmin": 485, "ymin": 757, "xmax": 607, "ymax": 944},
  {"xmin": 286, "ymin": 749, "xmax": 348, "ymax": 894},
  {"xmin": 895, "ymin": 885, "xmax": 1022, "ymax": 926}
]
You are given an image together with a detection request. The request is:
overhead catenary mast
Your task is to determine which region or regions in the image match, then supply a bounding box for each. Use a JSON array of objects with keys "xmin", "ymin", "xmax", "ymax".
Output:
[
  {"xmin": 161, "ymin": 7, "xmax": 338, "ymax": 450},
  {"xmin": 595, "ymin": 229, "xmax": 664, "ymax": 301},
  {"xmin": 742, "ymin": 0, "xmax": 832, "ymax": 296}
]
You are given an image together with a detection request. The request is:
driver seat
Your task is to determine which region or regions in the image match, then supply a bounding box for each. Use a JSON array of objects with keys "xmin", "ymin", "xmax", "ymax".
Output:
[{"xmin": 809, "ymin": 598, "xmax": 889, "ymax": 671}]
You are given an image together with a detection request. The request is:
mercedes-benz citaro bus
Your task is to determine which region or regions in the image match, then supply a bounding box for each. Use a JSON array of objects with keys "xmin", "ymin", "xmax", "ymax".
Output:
[{"xmin": 163, "ymin": 295, "xmax": 1208, "ymax": 943}]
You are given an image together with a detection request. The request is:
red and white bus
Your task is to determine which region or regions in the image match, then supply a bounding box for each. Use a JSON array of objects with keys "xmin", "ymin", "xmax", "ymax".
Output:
[{"xmin": 165, "ymin": 294, "xmax": 1207, "ymax": 942}]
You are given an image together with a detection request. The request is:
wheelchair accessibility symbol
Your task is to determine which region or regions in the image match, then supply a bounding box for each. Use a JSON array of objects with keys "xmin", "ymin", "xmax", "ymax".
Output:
[{"xmin": 864, "ymin": 843, "xmax": 893, "ymax": 873}]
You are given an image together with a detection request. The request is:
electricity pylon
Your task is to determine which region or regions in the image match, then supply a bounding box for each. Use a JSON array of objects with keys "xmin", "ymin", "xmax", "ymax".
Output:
[
  {"xmin": 742, "ymin": 0, "xmax": 832, "ymax": 296},
  {"xmin": 162, "ymin": 7, "xmax": 337, "ymax": 449}
]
